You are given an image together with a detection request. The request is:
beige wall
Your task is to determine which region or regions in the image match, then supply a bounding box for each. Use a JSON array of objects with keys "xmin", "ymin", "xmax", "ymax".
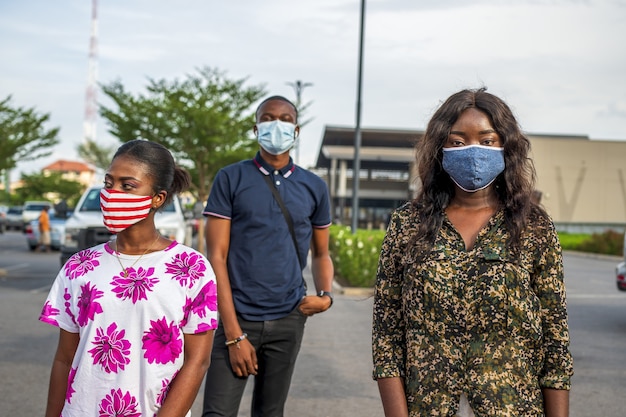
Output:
[{"xmin": 529, "ymin": 136, "xmax": 626, "ymax": 224}]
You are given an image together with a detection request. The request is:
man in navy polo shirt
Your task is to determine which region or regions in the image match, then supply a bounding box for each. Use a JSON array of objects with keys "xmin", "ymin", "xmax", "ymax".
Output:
[{"xmin": 201, "ymin": 95, "xmax": 334, "ymax": 417}]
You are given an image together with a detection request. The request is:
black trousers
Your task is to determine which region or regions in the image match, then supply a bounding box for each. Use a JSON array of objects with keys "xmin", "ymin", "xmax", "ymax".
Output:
[{"xmin": 202, "ymin": 307, "xmax": 307, "ymax": 417}]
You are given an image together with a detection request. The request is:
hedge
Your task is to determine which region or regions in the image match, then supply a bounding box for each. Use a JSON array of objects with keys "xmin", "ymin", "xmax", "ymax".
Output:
[{"xmin": 329, "ymin": 226, "xmax": 624, "ymax": 288}]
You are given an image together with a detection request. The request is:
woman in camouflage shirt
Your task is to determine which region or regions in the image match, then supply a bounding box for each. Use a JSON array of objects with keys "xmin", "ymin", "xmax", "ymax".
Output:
[{"xmin": 372, "ymin": 88, "xmax": 573, "ymax": 417}]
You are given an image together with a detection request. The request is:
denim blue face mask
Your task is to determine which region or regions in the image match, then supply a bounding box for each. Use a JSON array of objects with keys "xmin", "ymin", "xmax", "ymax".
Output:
[
  {"xmin": 442, "ymin": 144, "xmax": 505, "ymax": 192},
  {"xmin": 256, "ymin": 120, "xmax": 298, "ymax": 155}
]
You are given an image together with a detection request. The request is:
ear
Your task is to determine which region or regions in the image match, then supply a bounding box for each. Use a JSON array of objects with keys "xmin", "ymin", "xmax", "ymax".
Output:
[
  {"xmin": 253, "ymin": 124, "xmax": 258, "ymax": 137},
  {"xmin": 152, "ymin": 191, "xmax": 168, "ymax": 209},
  {"xmin": 294, "ymin": 125, "xmax": 300, "ymax": 139}
]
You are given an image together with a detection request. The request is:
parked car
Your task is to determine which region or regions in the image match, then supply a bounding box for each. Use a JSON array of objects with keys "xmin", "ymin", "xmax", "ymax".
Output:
[
  {"xmin": 21, "ymin": 201, "xmax": 54, "ymax": 231},
  {"xmin": 615, "ymin": 262, "xmax": 626, "ymax": 291},
  {"xmin": 5, "ymin": 206, "xmax": 24, "ymax": 230},
  {"xmin": 61, "ymin": 186, "xmax": 187, "ymax": 265},
  {"xmin": 615, "ymin": 233, "xmax": 626, "ymax": 292},
  {"xmin": 25, "ymin": 214, "xmax": 67, "ymax": 251}
]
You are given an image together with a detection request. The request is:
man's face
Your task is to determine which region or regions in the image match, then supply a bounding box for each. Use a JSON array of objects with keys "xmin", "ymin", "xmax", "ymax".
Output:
[{"xmin": 254, "ymin": 100, "xmax": 299, "ymax": 136}]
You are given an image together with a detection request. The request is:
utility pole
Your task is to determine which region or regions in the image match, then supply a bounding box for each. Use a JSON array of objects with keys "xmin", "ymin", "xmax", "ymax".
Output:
[
  {"xmin": 286, "ymin": 80, "xmax": 313, "ymax": 165},
  {"xmin": 351, "ymin": 0, "xmax": 366, "ymax": 233}
]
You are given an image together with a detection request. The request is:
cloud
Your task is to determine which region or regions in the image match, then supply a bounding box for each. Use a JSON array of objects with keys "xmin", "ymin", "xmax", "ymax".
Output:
[{"xmin": 2, "ymin": 0, "xmax": 625, "ymax": 181}]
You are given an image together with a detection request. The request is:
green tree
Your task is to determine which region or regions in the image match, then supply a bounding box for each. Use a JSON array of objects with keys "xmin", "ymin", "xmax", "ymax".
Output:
[
  {"xmin": 77, "ymin": 139, "xmax": 115, "ymax": 171},
  {"xmin": 0, "ymin": 95, "xmax": 60, "ymax": 173},
  {"xmin": 99, "ymin": 66, "xmax": 266, "ymax": 202},
  {"xmin": 15, "ymin": 172, "xmax": 84, "ymax": 206}
]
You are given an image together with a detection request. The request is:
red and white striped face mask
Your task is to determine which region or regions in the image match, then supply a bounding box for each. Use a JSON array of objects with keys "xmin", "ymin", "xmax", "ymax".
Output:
[{"xmin": 100, "ymin": 188, "xmax": 153, "ymax": 233}]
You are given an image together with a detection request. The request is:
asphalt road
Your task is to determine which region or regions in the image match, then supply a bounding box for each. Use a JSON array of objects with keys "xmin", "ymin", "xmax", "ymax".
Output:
[{"xmin": 1, "ymin": 230, "xmax": 625, "ymax": 416}]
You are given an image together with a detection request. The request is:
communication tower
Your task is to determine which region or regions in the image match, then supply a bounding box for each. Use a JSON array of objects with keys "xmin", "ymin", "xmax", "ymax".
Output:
[{"xmin": 83, "ymin": 0, "xmax": 98, "ymax": 143}]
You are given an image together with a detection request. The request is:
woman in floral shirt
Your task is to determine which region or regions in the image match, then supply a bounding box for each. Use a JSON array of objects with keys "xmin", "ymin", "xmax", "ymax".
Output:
[
  {"xmin": 372, "ymin": 88, "xmax": 573, "ymax": 417},
  {"xmin": 41, "ymin": 140, "xmax": 218, "ymax": 417}
]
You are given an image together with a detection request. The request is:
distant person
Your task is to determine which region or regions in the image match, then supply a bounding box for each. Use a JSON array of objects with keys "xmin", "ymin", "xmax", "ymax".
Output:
[
  {"xmin": 54, "ymin": 199, "xmax": 68, "ymax": 219},
  {"xmin": 372, "ymin": 88, "xmax": 573, "ymax": 417},
  {"xmin": 37, "ymin": 205, "xmax": 51, "ymax": 252},
  {"xmin": 40, "ymin": 140, "xmax": 218, "ymax": 417},
  {"xmin": 202, "ymin": 95, "xmax": 334, "ymax": 417}
]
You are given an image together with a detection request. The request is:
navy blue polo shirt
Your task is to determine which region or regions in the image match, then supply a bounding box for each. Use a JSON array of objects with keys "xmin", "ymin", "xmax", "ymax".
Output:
[{"xmin": 203, "ymin": 152, "xmax": 331, "ymax": 321}]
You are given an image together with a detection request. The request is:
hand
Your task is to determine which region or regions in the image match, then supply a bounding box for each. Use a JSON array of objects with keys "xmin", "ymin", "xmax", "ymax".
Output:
[
  {"xmin": 227, "ymin": 338, "xmax": 258, "ymax": 377},
  {"xmin": 298, "ymin": 295, "xmax": 331, "ymax": 316}
]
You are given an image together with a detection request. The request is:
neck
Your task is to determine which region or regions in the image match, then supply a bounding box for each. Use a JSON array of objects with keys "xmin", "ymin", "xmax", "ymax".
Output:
[
  {"xmin": 114, "ymin": 227, "xmax": 162, "ymax": 254},
  {"xmin": 449, "ymin": 187, "xmax": 499, "ymax": 210},
  {"xmin": 259, "ymin": 149, "xmax": 290, "ymax": 170}
]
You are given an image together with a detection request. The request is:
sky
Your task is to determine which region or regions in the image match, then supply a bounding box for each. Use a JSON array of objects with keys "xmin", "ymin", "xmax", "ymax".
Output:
[{"xmin": 1, "ymin": 0, "xmax": 625, "ymax": 183}]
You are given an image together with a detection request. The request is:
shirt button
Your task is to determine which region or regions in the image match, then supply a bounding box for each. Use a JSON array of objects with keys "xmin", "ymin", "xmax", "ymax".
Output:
[
  {"xmin": 275, "ymin": 180, "xmax": 281, "ymax": 186},
  {"xmin": 274, "ymin": 170, "xmax": 279, "ymax": 175}
]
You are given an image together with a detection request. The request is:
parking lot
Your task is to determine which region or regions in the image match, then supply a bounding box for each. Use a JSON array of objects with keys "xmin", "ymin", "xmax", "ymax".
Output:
[{"xmin": 1, "ymin": 230, "xmax": 626, "ymax": 416}]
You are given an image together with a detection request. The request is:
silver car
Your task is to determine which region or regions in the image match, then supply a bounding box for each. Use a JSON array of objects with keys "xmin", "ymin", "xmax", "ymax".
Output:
[
  {"xmin": 5, "ymin": 206, "xmax": 24, "ymax": 230},
  {"xmin": 25, "ymin": 215, "xmax": 66, "ymax": 251}
]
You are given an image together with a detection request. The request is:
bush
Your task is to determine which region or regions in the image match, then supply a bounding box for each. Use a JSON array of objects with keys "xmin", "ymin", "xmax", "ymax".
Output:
[
  {"xmin": 329, "ymin": 225, "xmax": 385, "ymax": 288},
  {"xmin": 558, "ymin": 231, "xmax": 623, "ymax": 256},
  {"xmin": 573, "ymin": 230, "xmax": 623, "ymax": 256}
]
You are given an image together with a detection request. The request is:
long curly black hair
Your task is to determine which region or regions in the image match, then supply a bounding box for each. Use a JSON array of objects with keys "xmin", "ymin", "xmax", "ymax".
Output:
[{"xmin": 412, "ymin": 87, "xmax": 545, "ymax": 257}]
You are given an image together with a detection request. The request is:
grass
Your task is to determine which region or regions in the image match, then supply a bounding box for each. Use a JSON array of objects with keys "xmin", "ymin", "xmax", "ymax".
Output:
[{"xmin": 557, "ymin": 232, "xmax": 591, "ymax": 251}]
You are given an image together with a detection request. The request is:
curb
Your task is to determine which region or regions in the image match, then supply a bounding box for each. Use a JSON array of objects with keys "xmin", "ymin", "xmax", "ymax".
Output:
[
  {"xmin": 332, "ymin": 279, "xmax": 374, "ymax": 297},
  {"xmin": 562, "ymin": 250, "xmax": 622, "ymax": 262}
]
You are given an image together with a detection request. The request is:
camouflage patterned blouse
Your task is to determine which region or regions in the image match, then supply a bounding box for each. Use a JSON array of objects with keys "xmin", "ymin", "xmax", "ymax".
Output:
[{"xmin": 372, "ymin": 203, "xmax": 573, "ymax": 416}]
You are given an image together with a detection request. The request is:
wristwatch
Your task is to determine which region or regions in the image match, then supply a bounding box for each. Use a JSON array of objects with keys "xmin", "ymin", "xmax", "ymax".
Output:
[{"xmin": 317, "ymin": 290, "xmax": 334, "ymax": 308}]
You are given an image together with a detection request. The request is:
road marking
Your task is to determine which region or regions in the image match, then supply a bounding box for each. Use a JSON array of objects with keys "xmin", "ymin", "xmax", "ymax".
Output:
[
  {"xmin": 31, "ymin": 285, "xmax": 52, "ymax": 293},
  {"xmin": 1, "ymin": 263, "xmax": 30, "ymax": 271}
]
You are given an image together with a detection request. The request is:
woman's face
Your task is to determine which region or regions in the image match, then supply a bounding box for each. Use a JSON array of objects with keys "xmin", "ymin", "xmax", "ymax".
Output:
[
  {"xmin": 103, "ymin": 155, "xmax": 156, "ymax": 197},
  {"xmin": 443, "ymin": 108, "xmax": 502, "ymax": 149}
]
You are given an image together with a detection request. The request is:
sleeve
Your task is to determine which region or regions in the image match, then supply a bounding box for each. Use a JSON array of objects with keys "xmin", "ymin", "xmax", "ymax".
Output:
[
  {"xmin": 372, "ymin": 209, "xmax": 407, "ymax": 379},
  {"xmin": 311, "ymin": 178, "xmax": 331, "ymax": 228},
  {"xmin": 39, "ymin": 269, "xmax": 80, "ymax": 333},
  {"xmin": 531, "ymin": 217, "xmax": 574, "ymax": 389},
  {"xmin": 181, "ymin": 250, "xmax": 219, "ymax": 334},
  {"xmin": 203, "ymin": 168, "xmax": 233, "ymax": 220}
]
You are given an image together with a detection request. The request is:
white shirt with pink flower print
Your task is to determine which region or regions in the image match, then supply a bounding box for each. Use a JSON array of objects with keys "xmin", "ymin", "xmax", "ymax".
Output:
[{"xmin": 40, "ymin": 241, "xmax": 218, "ymax": 417}]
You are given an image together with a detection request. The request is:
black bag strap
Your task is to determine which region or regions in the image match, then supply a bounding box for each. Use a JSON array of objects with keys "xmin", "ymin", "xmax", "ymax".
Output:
[{"xmin": 261, "ymin": 174, "xmax": 305, "ymax": 271}]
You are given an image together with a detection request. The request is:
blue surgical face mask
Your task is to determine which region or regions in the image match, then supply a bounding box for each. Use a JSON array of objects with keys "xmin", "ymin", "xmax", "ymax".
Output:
[
  {"xmin": 442, "ymin": 144, "xmax": 505, "ymax": 192},
  {"xmin": 256, "ymin": 120, "xmax": 298, "ymax": 155}
]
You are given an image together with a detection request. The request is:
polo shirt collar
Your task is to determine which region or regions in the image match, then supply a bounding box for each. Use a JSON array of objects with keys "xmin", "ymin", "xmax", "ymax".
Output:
[{"xmin": 253, "ymin": 152, "xmax": 296, "ymax": 178}]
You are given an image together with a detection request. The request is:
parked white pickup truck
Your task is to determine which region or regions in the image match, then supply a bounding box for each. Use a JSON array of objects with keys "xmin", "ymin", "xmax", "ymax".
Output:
[{"xmin": 21, "ymin": 201, "xmax": 54, "ymax": 231}]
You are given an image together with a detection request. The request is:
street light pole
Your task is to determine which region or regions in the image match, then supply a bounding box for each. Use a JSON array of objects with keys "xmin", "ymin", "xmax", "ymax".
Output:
[
  {"xmin": 351, "ymin": 0, "xmax": 366, "ymax": 234},
  {"xmin": 286, "ymin": 80, "xmax": 313, "ymax": 165}
]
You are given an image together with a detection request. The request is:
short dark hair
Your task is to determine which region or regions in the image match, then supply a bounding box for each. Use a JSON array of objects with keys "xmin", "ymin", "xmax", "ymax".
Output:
[
  {"xmin": 112, "ymin": 140, "xmax": 191, "ymax": 209},
  {"xmin": 255, "ymin": 95, "xmax": 298, "ymax": 122}
]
